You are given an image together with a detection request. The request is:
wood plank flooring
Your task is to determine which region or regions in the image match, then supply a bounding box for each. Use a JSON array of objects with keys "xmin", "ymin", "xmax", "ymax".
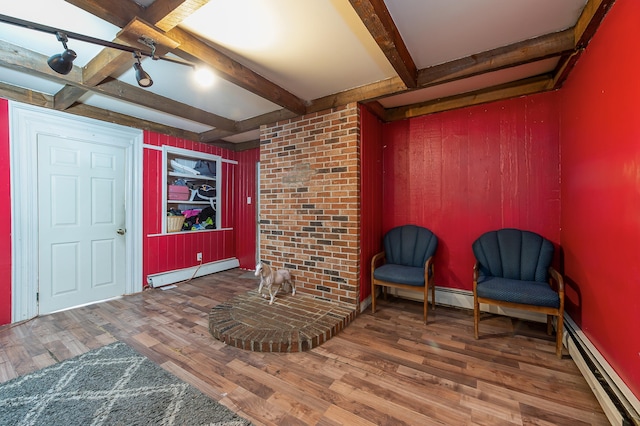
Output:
[{"xmin": 0, "ymin": 268, "xmax": 609, "ymax": 425}]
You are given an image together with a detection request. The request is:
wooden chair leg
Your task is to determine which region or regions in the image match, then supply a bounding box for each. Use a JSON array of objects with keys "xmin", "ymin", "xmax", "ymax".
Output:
[
  {"xmin": 423, "ymin": 299, "xmax": 428, "ymax": 324},
  {"xmin": 474, "ymin": 295, "xmax": 480, "ymax": 339},
  {"xmin": 371, "ymin": 283, "xmax": 376, "ymax": 314},
  {"xmin": 555, "ymin": 313, "xmax": 564, "ymax": 358},
  {"xmin": 423, "ymin": 285, "xmax": 428, "ymax": 324},
  {"xmin": 547, "ymin": 315, "xmax": 553, "ymax": 335}
]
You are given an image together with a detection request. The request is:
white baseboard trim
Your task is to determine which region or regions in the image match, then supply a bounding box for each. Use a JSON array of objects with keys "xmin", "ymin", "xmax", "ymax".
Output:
[
  {"xmin": 361, "ymin": 285, "xmax": 639, "ymax": 424},
  {"xmin": 564, "ymin": 315, "xmax": 639, "ymax": 425},
  {"xmin": 146, "ymin": 258, "xmax": 240, "ymax": 288}
]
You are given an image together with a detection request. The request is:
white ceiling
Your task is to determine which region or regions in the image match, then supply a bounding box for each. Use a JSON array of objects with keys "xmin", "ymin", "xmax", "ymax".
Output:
[{"xmin": 0, "ymin": 0, "xmax": 599, "ymax": 148}]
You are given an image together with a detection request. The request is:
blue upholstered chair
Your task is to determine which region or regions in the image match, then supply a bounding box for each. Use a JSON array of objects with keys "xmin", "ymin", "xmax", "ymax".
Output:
[
  {"xmin": 371, "ymin": 225, "xmax": 438, "ymax": 324},
  {"xmin": 472, "ymin": 228, "xmax": 565, "ymax": 357}
]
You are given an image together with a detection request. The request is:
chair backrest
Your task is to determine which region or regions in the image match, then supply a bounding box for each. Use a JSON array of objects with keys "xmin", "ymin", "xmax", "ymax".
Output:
[
  {"xmin": 472, "ymin": 228, "xmax": 553, "ymax": 282},
  {"xmin": 384, "ymin": 225, "xmax": 438, "ymax": 267}
]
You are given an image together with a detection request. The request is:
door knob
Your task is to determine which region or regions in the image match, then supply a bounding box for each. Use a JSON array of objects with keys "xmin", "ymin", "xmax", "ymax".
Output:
[{"xmin": 117, "ymin": 228, "xmax": 126, "ymax": 235}]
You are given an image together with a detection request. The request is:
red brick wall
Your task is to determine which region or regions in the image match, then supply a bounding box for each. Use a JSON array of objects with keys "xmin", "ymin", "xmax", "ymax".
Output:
[{"xmin": 259, "ymin": 103, "xmax": 360, "ymax": 309}]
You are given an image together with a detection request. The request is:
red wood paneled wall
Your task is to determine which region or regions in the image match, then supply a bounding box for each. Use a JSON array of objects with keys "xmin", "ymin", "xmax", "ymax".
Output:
[
  {"xmin": 381, "ymin": 93, "xmax": 561, "ymax": 291},
  {"xmin": 234, "ymin": 147, "xmax": 259, "ymax": 269},
  {"xmin": 359, "ymin": 105, "xmax": 384, "ymax": 302},
  {"xmin": 143, "ymin": 132, "xmax": 241, "ymax": 286},
  {"xmin": 0, "ymin": 99, "xmax": 11, "ymax": 324},
  {"xmin": 559, "ymin": 0, "xmax": 640, "ymax": 399}
]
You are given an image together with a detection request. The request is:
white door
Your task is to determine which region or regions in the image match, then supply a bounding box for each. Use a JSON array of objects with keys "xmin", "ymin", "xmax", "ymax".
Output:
[{"xmin": 37, "ymin": 134, "xmax": 127, "ymax": 314}]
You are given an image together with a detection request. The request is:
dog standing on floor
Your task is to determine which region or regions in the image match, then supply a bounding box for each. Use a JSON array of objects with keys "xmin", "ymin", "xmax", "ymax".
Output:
[{"xmin": 254, "ymin": 262, "xmax": 295, "ymax": 305}]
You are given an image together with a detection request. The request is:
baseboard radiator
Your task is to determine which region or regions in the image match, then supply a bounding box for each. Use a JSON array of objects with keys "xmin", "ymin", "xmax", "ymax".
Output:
[
  {"xmin": 563, "ymin": 316, "xmax": 639, "ymax": 425},
  {"xmin": 146, "ymin": 258, "xmax": 240, "ymax": 288},
  {"xmin": 361, "ymin": 286, "xmax": 639, "ymax": 424}
]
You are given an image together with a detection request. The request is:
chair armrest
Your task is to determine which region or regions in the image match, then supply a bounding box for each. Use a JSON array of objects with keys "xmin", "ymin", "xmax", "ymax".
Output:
[
  {"xmin": 548, "ymin": 266, "xmax": 565, "ymax": 295},
  {"xmin": 371, "ymin": 251, "xmax": 386, "ymax": 271},
  {"xmin": 423, "ymin": 255, "xmax": 434, "ymax": 267},
  {"xmin": 473, "ymin": 261, "xmax": 480, "ymax": 293},
  {"xmin": 424, "ymin": 255, "xmax": 435, "ymax": 278}
]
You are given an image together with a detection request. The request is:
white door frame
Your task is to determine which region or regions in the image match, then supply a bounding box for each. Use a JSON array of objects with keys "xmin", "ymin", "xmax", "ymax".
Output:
[{"xmin": 9, "ymin": 102, "xmax": 144, "ymax": 323}]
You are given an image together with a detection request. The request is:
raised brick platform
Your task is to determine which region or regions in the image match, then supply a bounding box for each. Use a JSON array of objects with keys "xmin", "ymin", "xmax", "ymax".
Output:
[{"xmin": 209, "ymin": 291, "xmax": 357, "ymax": 352}]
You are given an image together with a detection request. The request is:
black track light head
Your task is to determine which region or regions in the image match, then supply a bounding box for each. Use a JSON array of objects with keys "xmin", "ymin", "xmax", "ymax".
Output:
[{"xmin": 47, "ymin": 32, "xmax": 76, "ymax": 75}]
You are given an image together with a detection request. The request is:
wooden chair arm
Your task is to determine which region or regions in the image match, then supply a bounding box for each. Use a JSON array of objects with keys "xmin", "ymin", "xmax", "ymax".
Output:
[
  {"xmin": 371, "ymin": 251, "xmax": 386, "ymax": 271},
  {"xmin": 424, "ymin": 255, "xmax": 435, "ymax": 279},
  {"xmin": 472, "ymin": 262, "xmax": 480, "ymax": 292},
  {"xmin": 473, "ymin": 262, "xmax": 479, "ymax": 280},
  {"xmin": 548, "ymin": 266, "xmax": 565, "ymax": 295}
]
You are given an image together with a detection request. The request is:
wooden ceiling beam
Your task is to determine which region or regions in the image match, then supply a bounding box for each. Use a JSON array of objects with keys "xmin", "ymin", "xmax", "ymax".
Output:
[
  {"xmin": 202, "ymin": 139, "xmax": 261, "ymax": 152},
  {"xmin": 385, "ymin": 75, "xmax": 555, "ymax": 122},
  {"xmin": 553, "ymin": 0, "xmax": 616, "ymax": 88},
  {"xmin": 65, "ymin": 102, "xmax": 201, "ymax": 140},
  {"xmin": 200, "ymin": 76, "xmax": 409, "ymax": 142},
  {"xmin": 52, "ymin": 85, "xmax": 86, "ymax": 110},
  {"xmin": 64, "ymin": 0, "xmax": 144, "ymax": 29},
  {"xmin": 309, "ymin": 76, "xmax": 407, "ymax": 113},
  {"xmin": 348, "ymin": 0, "xmax": 417, "ymax": 88},
  {"xmin": 0, "ymin": 80, "xmax": 197, "ymax": 140},
  {"xmin": 93, "ymin": 78, "xmax": 236, "ymax": 131},
  {"xmin": 0, "ymin": 41, "xmax": 234, "ymax": 130},
  {"xmin": 419, "ymin": 29, "xmax": 575, "ymax": 87},
  {"xmin": 66, "ymin": 0, "xmax": 308, "ymax": 115},
  {"xmin": 81, "ymin": 48, "xmax": 133, "ymax": 87},
  {"xmin": 574, "ymin": 0, "xmax": 616, "ymax": 48},
  {"xmin": 145, "ymin": 0, "xmax": 211, "ymax": 32},
  {"xmin": 0, "ymin": 81, "xmax": 54, "ymax": 109}
]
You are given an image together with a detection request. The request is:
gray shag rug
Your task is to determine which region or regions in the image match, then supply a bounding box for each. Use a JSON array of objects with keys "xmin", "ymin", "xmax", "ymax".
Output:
[{"xmin": 0, "ymin": 342, "xmax": 252, "ymax": 426}]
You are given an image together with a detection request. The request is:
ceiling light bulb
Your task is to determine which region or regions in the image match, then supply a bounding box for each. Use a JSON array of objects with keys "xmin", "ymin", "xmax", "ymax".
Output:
[{"xmin": 194, "ymin": 66, "xmax": 215, "ymax": 88}]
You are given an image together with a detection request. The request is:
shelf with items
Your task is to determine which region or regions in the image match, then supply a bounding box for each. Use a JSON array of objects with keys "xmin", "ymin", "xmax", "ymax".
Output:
[{"xmin": 162, "ymin": 146, "xmax": 221, "ymax": 234}]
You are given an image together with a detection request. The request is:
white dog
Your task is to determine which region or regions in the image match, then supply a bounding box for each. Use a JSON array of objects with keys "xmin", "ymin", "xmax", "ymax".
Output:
[{"xmin": 254, "ymin": 262, "xmax": 295, "ymax": 305}]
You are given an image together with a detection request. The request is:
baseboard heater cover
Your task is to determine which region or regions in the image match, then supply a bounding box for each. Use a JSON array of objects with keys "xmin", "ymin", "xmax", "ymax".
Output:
[
  {"xmin": 564, "ymin": 316, "xmax": 639, "ymax": 425},
  {"xmin": 146, "ymin": 258, "xmax": 240, "ymax": 288}
]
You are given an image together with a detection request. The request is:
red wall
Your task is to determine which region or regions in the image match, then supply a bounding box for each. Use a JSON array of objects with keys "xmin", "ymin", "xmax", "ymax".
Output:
[
  {"xmin": 360, "ymin": 105, "xmax": 384, "ymax": 302},
  {"xmin": 143, "ymin": 133, "xmax": 253, "ymax": 284},
  {"xmin": 381, "ymin": 93, "xmax": 561, "ymax": 290},
  {"xmin": 559, "ymin": 0, "xmax": 640, "ymax": 399},
  {"xmin": 234, "ymin": 147, "xmax": 259, "ymax": 269},
  {"xmin": 0, "ymin": 99, "xmax": 10, "ymax": 324}
]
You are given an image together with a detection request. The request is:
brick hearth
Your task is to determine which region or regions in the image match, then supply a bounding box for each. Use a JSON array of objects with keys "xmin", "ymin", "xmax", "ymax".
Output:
[{"xmin": 209, "ymin": 291, "xmax": 356, "ymax": 352}]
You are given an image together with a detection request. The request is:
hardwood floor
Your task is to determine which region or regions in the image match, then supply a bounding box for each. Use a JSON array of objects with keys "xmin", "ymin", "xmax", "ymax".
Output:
[{"xmin": 0, "ymin": 268, "xmax": 608, "ymax": 425}]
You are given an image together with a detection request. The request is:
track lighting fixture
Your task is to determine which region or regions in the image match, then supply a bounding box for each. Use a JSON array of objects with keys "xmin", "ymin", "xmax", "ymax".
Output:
[
  {"xmin": 133, "ymin": 52, "xmax": 153, "ymax": 88},
  {"xmin": 0, "ymin": 14, "xmax": 204, "ymax": 89},
  {"xmin": 47, "ymin": 32, "xmax": 76, "ymax": 75}
]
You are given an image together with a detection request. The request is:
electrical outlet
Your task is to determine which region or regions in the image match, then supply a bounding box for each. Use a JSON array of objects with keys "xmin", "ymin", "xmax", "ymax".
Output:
[{"xmin": 197, "ymin": 252, "xmax": 202, "ymax": 262}]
